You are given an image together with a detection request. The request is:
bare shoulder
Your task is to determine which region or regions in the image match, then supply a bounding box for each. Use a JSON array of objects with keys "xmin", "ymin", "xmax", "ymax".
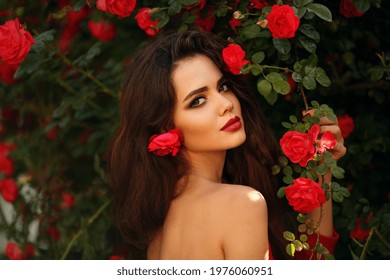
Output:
[
  {"xmin": 213, "ymin": 184, "xmax": 269, "ymax": 259},
  {"xmin": 216, "ymin": 184, "xmax": 267, "ymax": 214}
]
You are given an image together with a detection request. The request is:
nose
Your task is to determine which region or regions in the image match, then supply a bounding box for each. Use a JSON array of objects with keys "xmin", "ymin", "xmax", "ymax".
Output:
[{"xmin": 218, "ymin": 94, "xmax": 234, "ymax": 116}]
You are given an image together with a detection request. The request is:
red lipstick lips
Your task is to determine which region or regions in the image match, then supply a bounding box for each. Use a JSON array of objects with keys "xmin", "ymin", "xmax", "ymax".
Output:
[{"xmin": 221, "ymin": 116, "xmax": 242, "ymax": 132}]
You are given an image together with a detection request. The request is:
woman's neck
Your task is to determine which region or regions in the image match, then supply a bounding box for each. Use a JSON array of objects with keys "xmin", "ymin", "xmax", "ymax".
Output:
[{"xmin": 185, "ymin": 150, "xmax": 226, "ymax": 183}]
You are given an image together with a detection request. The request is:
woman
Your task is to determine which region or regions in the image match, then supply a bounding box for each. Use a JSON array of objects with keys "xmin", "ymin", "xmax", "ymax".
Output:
[{"xmin": 108, "ymin": 30, "xmax": 345, "ymax": 259}]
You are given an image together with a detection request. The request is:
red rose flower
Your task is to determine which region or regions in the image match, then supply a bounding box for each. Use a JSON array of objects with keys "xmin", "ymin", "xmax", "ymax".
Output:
[
  {"xmin": 338, "ymin": 114, "xmax": 355, "ymax": 139},
  {"xmin": 67, "ymin": 6, "xmax": 90, "ymax": 26},
  {"xmin": 194, "ymin": 8, "xmax": 216, "ymax": 32},
  {"xmin": 222, "ymin": 44, "xmax": 249, "ymax": 75},
  {"xmin": 61, "ymin": 192, "xmax": 75, "ymax": 208},
  {"xmin": 88, "ymin": 20, "xmax": 116, "ymax": 41},
  {"xmin": 350, "ymin": 218, "xmax": 371, "ymax": 240},
  {"xmin": 109, "ymin": 255, "xmax": 123, "ymax": 260},
  {"xmin": 229, "ymin": 17, "xmax": 242, "ymax": 34},
  {"xmin": 340, "ymin": 0, "xmax": 365, "ymax": 18},
  {"xmin": 5, "ymin": 242, "xmax": 35, "ymax": 260},
  {"xmin": 280, "ymin": 126, "xmax": 317, "ymax": 167},
  {"xmin": 0, "ymin": 143, "xmax": 16, "ymax": 176},
  {"xmin": 47, "ymin": 226, "xmax": 61, "ymax": 241},
  {"xmin": 96, "ymin": 0, "xmax": 136, "ymax": 18},
  {"xmin": 0, "ymin": 19, "xmax": 35, "ymax": 65},
  {"xmin": 0, "ymin": 61, "xmax": 19, "ymax": 84},
  {"xmin": 249, "ymin": 0, "xmax": 270, "ymax": 10},
  {"xmin": 285, "ymin": 177, "xmax": 326, "ymax": 213},
  {"xmin": 5, "ymin": 242, "xmax": 22, "ymax": 260},
  {"xmin": 0, "ymin": 178, "xmax": 18, "ymax": 203},
  {"xmin": 148, "ymin": 129, "xmax": 183, "ymax": 156},
  {"xmin": 266, "ymin": 4, "xmax": 300, "ymax": 39},
  {"xmin": 135, "ymin": 8, "xmax": 160, "ymax": 36}
]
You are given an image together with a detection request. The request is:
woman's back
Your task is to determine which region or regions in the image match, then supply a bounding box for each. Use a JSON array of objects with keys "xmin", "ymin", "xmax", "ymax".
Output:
[{"xmin": 147, "ymin": 179, "xmax": 269, "ymax": 260}]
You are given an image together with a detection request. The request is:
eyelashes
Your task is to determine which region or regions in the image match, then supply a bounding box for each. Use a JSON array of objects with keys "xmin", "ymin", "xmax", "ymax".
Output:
[{"xmin": 188, "ymin": 81, "xmax": 231, "ymax": 108}]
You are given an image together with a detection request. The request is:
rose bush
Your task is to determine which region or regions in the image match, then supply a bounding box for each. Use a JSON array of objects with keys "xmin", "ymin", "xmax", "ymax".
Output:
[{"xmin": 0, "ymin": 0, "xmax": 389, "ymax": 260}]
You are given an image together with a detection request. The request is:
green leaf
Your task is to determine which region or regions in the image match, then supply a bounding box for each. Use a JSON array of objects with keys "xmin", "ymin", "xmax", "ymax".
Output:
[
  {"xmin": 352, "ymin": 0, "xmax": 370, "ymax": 12},
  {"xmin": 299, "ymin": 35, "xmax": 317, "ymax": 54},
  {"xmin": 257, "ymin": 79, "xmax": 272, "ymax": 96},
  {"xmin": 277, "ymin": 187, "xmax": 286, "ymax": 198},
  {"xmin": 272, "ymin": 38, "xmax": 291, "ymax": 55},
  {"xmin": 251, "ymin": 51, "xmax": 265, "ymax": 64},
  {"xmin": 262, "ymin": 90, "xmax": 278, "ymax": 105},
  {"xmin": 306, "ymin": 3, "xmax": 332, "ymax": 22},
  {"xmin": 297, "ymin": 7, "xmax": 307, "ymax": 18},
  {"xmin": 282, "ymin": 122, "xmax": 292, "ymax": 128},
  {"xmin": 316, "ymin": 164, "xmax": 328, "ymax": 175},
  {"xmin": 289, "ymin": 115, "xmax": 298, "ymax": 123},
  {"xmin": 178, "ymin": 0, "xmax": 199, "ymax": 5},
  {"xmin": 331, "ymin": 166, "xmax": 345, "ymax": 179},
  {"xmin": 168, "ymin": 2, "xmax": 182, "ymax": 15},
  {"xmin": 73, "ymin": 0, "xmax": 86, "ymax": 11},
  {"xmin": 242, "ymin": 24, "xmax": 263, "ymax": 39},
  {"xmin": 31, "ymin": 29, "xmax": 56, "ymax": 53},
  {"xmin": 292, "ymin": 240, "xmax": 303, "ymax": 251},
  {"xmin": 156, "ymin": 15, "xmax": 170, "ymax": 29},
  {"xmin": 283, "ymin": 175, "xmax": 294, "ymax": 185},
  {"xmin": 298, "ymin": 224, "xmax": 307, "ymax": 233},
  {"xmin": 297, "ymin": 213, "xmax": 307, "ymax": 223},
  {"xmin": 332, "ymin": 191, "xmax": 344, "ymax": 203},
  {"xmin": 315, "ymin": 67, "xmax": 331, "ymax": 87},
  {"xmin": 292, "ymin": 72, "xmax": 302, "ymax": 82},
  {"xmin": 278, "ymin": 156, "xmax": 289, "ymax": 167},
  {"xmin": 266, "ymin": 72, "xmax": 284, "ymax": 83},
  {"xmin": 286, "ymin": 244, "xmax": 296, "ymax": 256},
  {"xmin": 250, "ymin": 64, "xmax": 263, "ymax": 76},
  {"xmin": 272, "ymin": 165, "xmax": 281, "ymax": 175},
  {"xmin": 283, "ymin": 231, "xmax": 296, "ymax": 241},
  {"xmin": 299, "ymin": 24, "xmax": 320, "ymax": 41},
  {"xmin": 293, "ymin": 0, "xmax": 314, "ymax": 7},
  {"xmin": 273, "ymin": 80, "xmax": 291, "ymax": 95},
  {"xmin": 369, "ymin": 66, "xmax": 384, "ymax": 81},
  {"xmin": 303, "ymin": 76, "xmax": 316, "ymax": 90},
  {"xmin": 300, "ymin": 233, "xmax": 308, "ymax": 242},
  {"xmin": 283, "ymin": 166, "xmax": 293, "ymax": 176}
]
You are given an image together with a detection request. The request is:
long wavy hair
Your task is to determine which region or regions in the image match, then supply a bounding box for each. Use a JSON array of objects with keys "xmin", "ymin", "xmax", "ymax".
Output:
[{"xmin": 108, "ymin": 30, "xmax": 290, "ymax": 259}]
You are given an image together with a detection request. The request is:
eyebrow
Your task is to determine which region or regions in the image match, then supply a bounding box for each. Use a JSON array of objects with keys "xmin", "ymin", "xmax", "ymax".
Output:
[{"xmin": 182, "ymin": 76, "xmax": 225, "ymax": 103}]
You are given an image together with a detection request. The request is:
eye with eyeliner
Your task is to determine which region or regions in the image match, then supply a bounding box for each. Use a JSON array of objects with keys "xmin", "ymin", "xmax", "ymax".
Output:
[{"xmin": 189, "ymin": 95, "xmax": 206, "ymax": 108}]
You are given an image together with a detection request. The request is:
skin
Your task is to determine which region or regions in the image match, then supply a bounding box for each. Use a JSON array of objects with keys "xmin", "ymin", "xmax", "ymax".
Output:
[{"xmin": 147, "ymin": 54, "xmax": 346, "ymax": 259}]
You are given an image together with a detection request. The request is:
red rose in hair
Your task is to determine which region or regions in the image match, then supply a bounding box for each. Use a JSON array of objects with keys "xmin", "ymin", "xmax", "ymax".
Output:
[
  {"xmin": 337, "ymin": 114, "xmax": 355, "ymax": 139},
  {"xmin": 96, "ymin": 0, "xmax": 136, "ymax": 18},
  {"xmin": 0, "ymin": 178, "xmax": 18, "ymax": 203},
  {"xmin": 88, "ymin": 20, "xmax": 116, "ymax": 41},
  {"xmin": 222, "ymin": 44, "xmax": 249, "ymax": 75},
  {"xmin": 0, "ymin": 62, "xmax": 19, "ymax": 84},
  {"xmin": 340, "ymin": 0, "xmax": 365, "ymax": 18},
  {"xmin": 135, "ymin": 8, "xmax": 160, "ymax": 36},
  {"xmin": 0, "ymin": 19, "xmax": 35, "ymax": 64},
  {"xmin": 148, "ymin": 129, "xmax": 183, "ymax": 156},
  {"xmin": 285, "ymin": 177, "xmax": 326, "ymax": 213},
  {"xmin": 266, "ymin": 4, "xmax": 300, "ymax": 39},
  {"xmin": 249, "ymin": 0, "xmax": 270, "ymax": 9}
]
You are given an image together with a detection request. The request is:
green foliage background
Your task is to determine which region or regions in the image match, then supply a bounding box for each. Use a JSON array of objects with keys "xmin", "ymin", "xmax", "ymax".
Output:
[{"xmin": 0, "ymin": 0, "xmax": 389, "ymax": 259}]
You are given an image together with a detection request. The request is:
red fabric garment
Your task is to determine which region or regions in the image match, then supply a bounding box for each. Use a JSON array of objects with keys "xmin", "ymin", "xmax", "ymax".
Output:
[{"xmin": 269, "ymin": 230, "xmax": 339, "ymax": 260}]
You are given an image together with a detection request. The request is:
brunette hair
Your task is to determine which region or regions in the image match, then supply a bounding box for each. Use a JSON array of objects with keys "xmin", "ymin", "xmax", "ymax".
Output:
[{"xmin": 108, "ymin": 30, "xmax": 290, "ymax": 259}]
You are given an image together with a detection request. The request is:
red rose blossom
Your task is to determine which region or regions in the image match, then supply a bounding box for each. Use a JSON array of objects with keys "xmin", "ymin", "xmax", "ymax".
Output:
[
  {"xmin": 135, "ymin": 8, "xmax": 160, "ymax": 36},
  {"xmin": 350, "ymin": 218, "xmax": 371, "ymax": 240},
  {"xmin": 280, "ymin": 125, "xmax": 317, "ymax": 167},
  {"xmin": 250, "ymin": 0, "xmax": 270, "ymax": 10},
  {"xmin": 338, "ymin": 114, "xmax": 355, "ymax": 139},
  {"xmin": 88, "ymin": 20, "xmax": 116, "ymax": 41},
  {"xmin": 340, "ymin": 0, "xmax": 365, "ymax": 18},
  {"xmin": 229, "ymin": 17, "xmax": 242, "ymax": 34},
  {"xmin": 0, "ymin": 143, "xmax": 16, "ymax": 176},
  {"xmin": 0, "ymin": 19, "xmax": 35, "ymax": 64},
  {"xmin": 222, "ymin": 44, "xmax": 249, "ymax": 75},
  {"xmin": 61, "ymin": 192, "xmax": 75, "ymax": 208},
  {"xmin": 148, "ymin": 128, "xmax": 183, "ymax": 156},
  {"xmin": 285, "ymin": 177, "xmax": 326, "ymax": 213},
  {"xmin": 5, "ymin": 242, "xmax": 22, "ymax": 260},
  {"xmin": 266, "ymin": 4, "xmax": 300, "ymax": 39},
  {"xmin": 0, "ymin": 61, "xmax": 19, "ymax": 84},
  {"xmin": 96, "ymin": 0, "xmax": 136, "ymax": 18},
  {"xmin": 0, "ymin": 178, "xmax": 18, "ymax": 203},
  {"xmin": 194, "ymin": 8, "xmax": 216, "ymax": 32}
]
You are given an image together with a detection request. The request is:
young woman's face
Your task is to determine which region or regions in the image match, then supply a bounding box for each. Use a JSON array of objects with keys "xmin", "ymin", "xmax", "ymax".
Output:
[{"xmin": 172, "ymin": 54, "xmax": 246, "ymax": 154}]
